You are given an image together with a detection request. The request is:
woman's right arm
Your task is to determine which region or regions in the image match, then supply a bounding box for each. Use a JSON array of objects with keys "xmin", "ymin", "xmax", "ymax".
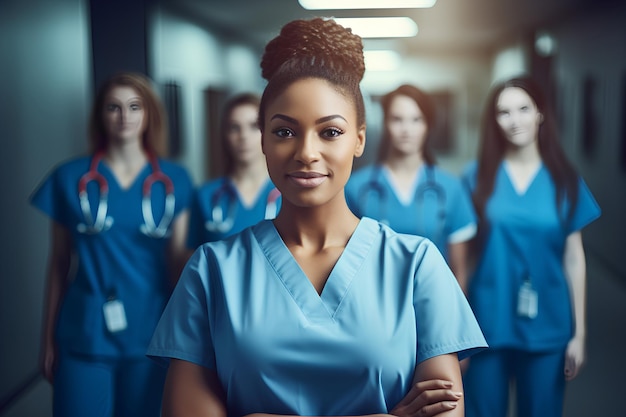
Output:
[
  {"xmin": 40, "ymin": 221, "xmax": 72, "ymax": 382},
  {"xmin": 162, "ymin": 359, "xmax": 227, "ymax": 417}
]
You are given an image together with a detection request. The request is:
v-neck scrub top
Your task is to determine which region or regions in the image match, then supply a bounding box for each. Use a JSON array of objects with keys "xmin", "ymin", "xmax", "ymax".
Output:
[
  {"xmin": 345, "ymin": 165, "xmax": 477, "ymax": 259},
  {"xmin": 187, "ymin": 177, "xmax": 281, "ymax": 248},
  {"xmin": 30, "ymin": 155, "xmax": 193, "ymax": 357},
  {"xmin": 462, "ymin": 162, "xmax": 600, "ymax": 351},
  {"xmin": 148, "ymin": 218, "xmax": 487, "ymax": 415}
]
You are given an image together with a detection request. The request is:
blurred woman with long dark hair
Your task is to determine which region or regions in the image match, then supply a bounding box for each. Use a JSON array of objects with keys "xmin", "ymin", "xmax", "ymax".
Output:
[{"xmin": 462, "ymin": 76, "xmax": 601, "ymax": 417}]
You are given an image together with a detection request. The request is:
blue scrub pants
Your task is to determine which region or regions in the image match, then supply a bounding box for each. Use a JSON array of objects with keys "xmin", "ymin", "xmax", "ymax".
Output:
[
  {"xmin": 53, "ymin": 352, "xmax": 166, "ymax": 417},
  {"xmin": 463, "ymin": 348, "xmax": 566, "ymax": 417}
]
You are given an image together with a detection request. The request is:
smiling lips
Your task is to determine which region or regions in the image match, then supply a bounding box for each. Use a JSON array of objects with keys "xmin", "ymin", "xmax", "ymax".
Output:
[{"xmin": 288, "ymin": 171, "xmax": 327, "ymax": 188}]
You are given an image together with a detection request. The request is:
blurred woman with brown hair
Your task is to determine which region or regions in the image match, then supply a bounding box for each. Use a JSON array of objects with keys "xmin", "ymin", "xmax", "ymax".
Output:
[{"xmin": 30, "ymin": 72, "xmax": 193, "ymax": 416}]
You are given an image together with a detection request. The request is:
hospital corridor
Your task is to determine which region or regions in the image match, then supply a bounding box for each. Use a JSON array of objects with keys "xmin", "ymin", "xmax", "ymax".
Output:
[{"xmin": 1, "ymin": 0, "xmax": 625, "ymax": 416}]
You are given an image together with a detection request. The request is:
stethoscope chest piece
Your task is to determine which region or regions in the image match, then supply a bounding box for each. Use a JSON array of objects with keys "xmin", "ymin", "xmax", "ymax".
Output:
[{"xmin": 264, "ymin": 188, "xmax": 281, "ymax": 220}]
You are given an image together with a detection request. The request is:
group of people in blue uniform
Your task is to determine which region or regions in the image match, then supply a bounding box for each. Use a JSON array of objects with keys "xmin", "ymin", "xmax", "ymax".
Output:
[{"xmin": 31, "ymin": 15, "xmax": 600, "ymax": 417}]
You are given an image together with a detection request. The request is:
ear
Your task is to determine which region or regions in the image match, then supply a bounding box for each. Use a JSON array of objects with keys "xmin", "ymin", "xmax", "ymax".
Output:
[
  {"xmin": 354, "ymin": 125, "xmax": 366, "ymax": 158},
  {"xmin": 538, "ymin": 113, "xmax": 544, "ymax": 124}
]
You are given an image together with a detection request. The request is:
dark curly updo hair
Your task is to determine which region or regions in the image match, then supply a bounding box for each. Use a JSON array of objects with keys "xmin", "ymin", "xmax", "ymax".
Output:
[{"xmin": 258, "ymin": 18, "xmax": 366, "ymax": 130}]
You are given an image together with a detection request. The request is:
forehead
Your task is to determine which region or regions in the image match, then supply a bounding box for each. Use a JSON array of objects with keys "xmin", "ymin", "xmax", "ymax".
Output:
[
  {"xmin": 497, "ymin": 87, "xmax": 534, "ymax": 107},
  {"xmin": 388, "ymin": 94, "xmax": 422, "ymax": 114},
  {"xmin": 105, "ymin": 85, "xmax": 141, "ymax": 101},
  {"xmin": 230, "ymin": 103, "xmax": 258, "ymax": 118},
  {"xmin": 268, "ymin": 78, "xmax": 356, "ymax": 119}
]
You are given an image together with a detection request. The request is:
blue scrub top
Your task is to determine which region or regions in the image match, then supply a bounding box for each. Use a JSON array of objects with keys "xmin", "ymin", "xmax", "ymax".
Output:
[
  {"xmin": 30, "ymin": 155, "xmax": 193, "ymax": 357},
  {"xmin": 186, "ymin": 177, "xmax": 281, "ymax": 248},
  {"xmin": 462, "ymin": 162, "xmax": 601, "ymax": 351},
  {"xmin": 148, "ymin": 218, "xmax": 487, "ymax": 416},
  {"xmin": 345, "ymin": 164, "xmax": 477, "ymax": 259}
]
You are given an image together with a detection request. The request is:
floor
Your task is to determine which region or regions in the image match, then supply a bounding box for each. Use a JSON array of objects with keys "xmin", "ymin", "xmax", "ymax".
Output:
[{"xmin": 3, "ymin": 253, "xmax": 625, "ymax": 417}]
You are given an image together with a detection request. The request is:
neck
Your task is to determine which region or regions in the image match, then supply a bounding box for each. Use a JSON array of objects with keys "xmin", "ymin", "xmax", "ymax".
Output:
[
  {"xmin": 231, "ymin": 158, "xmax": 269, "ymax": 184},
  {"xmin": 273, "ymin": 194, "xmax": 358, "ymax": 251},
  {"xmin": 104, "ymin": 140, "xmax": 147, "ymax": 168},
  {"xmin": 384, "ymin": 151, "xmax": 423, "ymax": 174},
  {"xmin": 505, "ymin": 141, "xmax": 541, "ymax": 165}
]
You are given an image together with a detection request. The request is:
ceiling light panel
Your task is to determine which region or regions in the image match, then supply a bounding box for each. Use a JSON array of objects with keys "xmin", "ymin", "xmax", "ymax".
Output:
[
  {"xmin": 334, "ymin": 17, "xmax": 418, "ymax": 38},
  {"xmin": 364, "ymin": 50, "xmax": 402, "ymax": 71},
  {"xmin": 299, "ymin": 0, "xmax": 436, "ymax": 10}
]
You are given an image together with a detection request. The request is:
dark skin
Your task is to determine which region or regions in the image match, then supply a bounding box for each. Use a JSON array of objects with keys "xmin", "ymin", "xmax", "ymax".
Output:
[{"xmin": 160, "ymin": 78, "xmax": 466, "ymax": 416}]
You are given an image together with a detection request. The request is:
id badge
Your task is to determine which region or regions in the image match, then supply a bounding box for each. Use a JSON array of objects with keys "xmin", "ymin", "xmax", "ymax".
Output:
[
  {"xmin": 517, "ymin": 281, "xmax": 538, "ymax": 319},
  {"xmin": 103, "ymin": 299, "xmax": 128, "ymax": 332}
]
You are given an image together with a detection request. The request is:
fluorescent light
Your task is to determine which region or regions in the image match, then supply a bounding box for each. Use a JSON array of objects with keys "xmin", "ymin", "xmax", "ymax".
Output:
[
  {"xmin": 364, "ymin": 50, "xmax": 402, "ymax": 71},
  {"xmin": 334, "ymin": 17, "xmax": 418, "ymax": 38},
  {"xmin": 299, "ymin": 0, "xmax": 436, "ymax": 10}
]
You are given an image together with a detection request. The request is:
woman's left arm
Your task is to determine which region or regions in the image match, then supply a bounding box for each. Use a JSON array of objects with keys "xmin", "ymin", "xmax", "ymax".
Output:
[
  {"xmin": 562, "ymin": 231, "xmax": 587, "ymax": 381},
  {"xmin": 167, "ymin": 209, "xmax": 191, "ymax": 286},
  {"xmin": 392, "ymin": 354, "xmax": 464, "ymax": 417}
]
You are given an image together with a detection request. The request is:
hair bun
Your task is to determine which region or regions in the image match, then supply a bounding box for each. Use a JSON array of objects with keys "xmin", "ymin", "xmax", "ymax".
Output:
[{"xmin": 261, "ymin": 18, "xmax": 365, "ymax": 83}]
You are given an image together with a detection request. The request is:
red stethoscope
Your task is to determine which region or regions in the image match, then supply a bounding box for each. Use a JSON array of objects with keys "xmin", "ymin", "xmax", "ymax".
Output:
[{"xmin": 77, "ymin": 151, "xmax": 175, "ymax": 238}]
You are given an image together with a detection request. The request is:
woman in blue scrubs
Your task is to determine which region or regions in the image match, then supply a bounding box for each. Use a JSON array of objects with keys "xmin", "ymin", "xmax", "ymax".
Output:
[
  {"xmin": 30, "ymin": 72, "xmax": 193, "ymax": 417},
  {"xmin": 187, "ymin": 93, "xmax": 280, "ymax": 248},
  {"xmin": 346, "ymin": 84, "xmax": 476, "ymax": 291},
  {"xmin": 462, "ymin": 76, "xmax": 601, "ymax": 417},
  {"xmin": 149, "ymin": 18, "xmax": 487, "ymax": 417}
]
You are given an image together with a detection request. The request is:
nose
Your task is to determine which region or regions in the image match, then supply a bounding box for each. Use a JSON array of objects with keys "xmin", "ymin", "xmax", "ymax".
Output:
[
  {"xmin": 120, "ymin": 108, "xmax": 128, "ymax": 123},
  {"xmin": 241, "ymin": 126, "xmax": 259, "ymax": 144},
  {"xmin": 294, "ymin": 131, "xmax": 320, "ymax": 164},
  {"xmin": 508, "ymin": 111, "xmax": 521, "ymax": 128}
]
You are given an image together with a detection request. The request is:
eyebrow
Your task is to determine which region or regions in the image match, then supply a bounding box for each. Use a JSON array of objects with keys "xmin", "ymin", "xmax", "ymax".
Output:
[
  {"xmin": 105, "ymin": 95, "xmax": 142, "ymax": 103},
  {"xmin": 270, "ymin": 114, "xmax": 348, "ymax": 125}
]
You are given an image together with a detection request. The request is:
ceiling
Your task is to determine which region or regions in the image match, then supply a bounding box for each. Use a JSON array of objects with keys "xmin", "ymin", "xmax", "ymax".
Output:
[{"xmin": 158, "ymin": 0, "xmax": 611, "ymax": 56}]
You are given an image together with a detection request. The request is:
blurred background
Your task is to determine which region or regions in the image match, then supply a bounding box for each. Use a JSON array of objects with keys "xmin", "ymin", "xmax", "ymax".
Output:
[{"xmin": 1, "ymin": 0, "xmax": 624, "ymax": 415}]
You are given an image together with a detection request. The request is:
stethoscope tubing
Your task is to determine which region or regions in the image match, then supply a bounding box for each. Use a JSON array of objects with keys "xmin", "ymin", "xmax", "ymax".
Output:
[
  {"xmin": 76, "ymin": 151, "xmax": 176, "ymax": 238},
  {"xmin": 358, "ymin": 165, "xmax": 446, "ymax": 242},
  {"xmin": 205, "ymin": 180, "xmax": 280, "ymax": 234}
]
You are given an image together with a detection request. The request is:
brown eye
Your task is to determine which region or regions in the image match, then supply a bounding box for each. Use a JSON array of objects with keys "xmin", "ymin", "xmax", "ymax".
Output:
[
  {"xmin": 272, "ymin": 127, "xmax": 295, "ymax": 138},
  {"xmin": 228, "ymin": 124, "xmax": 242, "ymax": 134},
  {"xmin": 321, "ymin": 127, "xmax": 344, "ymax": 139}
]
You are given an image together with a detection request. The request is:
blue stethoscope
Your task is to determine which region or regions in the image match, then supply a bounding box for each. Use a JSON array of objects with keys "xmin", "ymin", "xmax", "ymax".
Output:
[
  {"xmin": 205, "ymin": 179, "xmax": 281, "ymax": 234},
  {"xmin": 77, "ymin": 151, "xmax": 175, "ymax": 238},
  {"xmin": 358, "ymin": 165, "xmax": 446, "ymax": 242}
]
